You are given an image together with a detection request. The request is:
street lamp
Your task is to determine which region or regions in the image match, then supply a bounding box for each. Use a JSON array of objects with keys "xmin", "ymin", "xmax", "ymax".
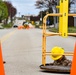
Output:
[
  {"xmin": 40, "ymin": 14, "xmax": 42, "ymax": 22},
  {"xmin": 40, "ymin": 9, "xmax": 43, "ymax": 24},
  {"xmin": 19, "ymin": 12, "xmax": 20, "ymax": 17}
]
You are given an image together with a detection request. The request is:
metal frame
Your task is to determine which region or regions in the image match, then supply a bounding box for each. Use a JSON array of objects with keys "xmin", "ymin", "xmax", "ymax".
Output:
[{"xmin": 42, "ymin": 0, "xmax": 76, "ymax": 66}]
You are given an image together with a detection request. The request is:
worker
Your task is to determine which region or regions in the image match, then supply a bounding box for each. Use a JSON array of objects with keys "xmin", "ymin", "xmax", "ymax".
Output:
[{"xmin": 50, "ymin": 46, "xmax": 72, "ymax": 66}]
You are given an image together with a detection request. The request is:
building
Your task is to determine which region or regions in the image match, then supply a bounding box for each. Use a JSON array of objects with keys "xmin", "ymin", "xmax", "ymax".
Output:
[{"xmin": 69, "ymin": 0, "xmax": 76, "ymax": 27}]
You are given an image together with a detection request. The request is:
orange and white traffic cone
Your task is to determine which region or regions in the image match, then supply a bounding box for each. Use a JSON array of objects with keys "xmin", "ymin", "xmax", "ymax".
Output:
[
  {"xmin": 0, "ymin": 41, "xmax": 5, "ymax": 75},
  {"xmin": 70, "ymin": 42, "xmax": 76, "ymax": 75}
]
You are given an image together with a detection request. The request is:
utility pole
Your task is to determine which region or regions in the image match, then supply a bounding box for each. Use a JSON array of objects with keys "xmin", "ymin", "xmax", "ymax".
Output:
[
  {"xmin": 40, "ymin": 8, "xmax": 43, "ymax": 24},
  {"xmin": 19, "ymin": 12, "xmax": 20, "ymax": 17}
]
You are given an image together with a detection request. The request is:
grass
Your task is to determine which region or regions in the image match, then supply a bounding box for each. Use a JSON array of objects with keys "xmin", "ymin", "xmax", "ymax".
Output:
[
  {"xmin": 48, "ymin": 27, "xmax": 58, "ymax": 33},
  {"xmin": 48, "ymin": 27, "xmax": 76, "ymax": 33},
  {"xmin": 68, "ymin": 27, "xmax": 76, "ymax": 33},
  {"xmin": 2, "ymin": 22, "xmax": 13, "ymax": 28}
]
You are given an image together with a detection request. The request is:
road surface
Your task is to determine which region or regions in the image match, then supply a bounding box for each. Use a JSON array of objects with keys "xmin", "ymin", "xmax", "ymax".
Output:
[{"xmin": 0, "ymin": 28, "xmax": 76, "ymax": 75}]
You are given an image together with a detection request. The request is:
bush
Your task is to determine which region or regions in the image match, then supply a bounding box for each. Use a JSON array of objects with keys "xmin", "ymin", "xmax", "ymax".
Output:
[
  {"xmin": 2, "ymin": 22, "xmax": 13, "ymax": 28},
  {"xmin": 48, "ymin": 27, "xmax": 76, "ymax": 33},
  {"xmin": 68, "ymin": 27, "xmax": 76, "ymax": 33}
]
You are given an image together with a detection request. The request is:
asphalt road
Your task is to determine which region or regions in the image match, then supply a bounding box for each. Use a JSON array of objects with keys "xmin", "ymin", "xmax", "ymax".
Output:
[{"xmin": 0, "ymin": 28, "xmax": 76, "ymax": 75}]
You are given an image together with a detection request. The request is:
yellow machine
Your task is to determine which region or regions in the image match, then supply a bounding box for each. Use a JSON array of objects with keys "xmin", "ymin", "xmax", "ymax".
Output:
[{"xmin": 42, "ymin": 0, "xmax": 76, "ymax": 66}]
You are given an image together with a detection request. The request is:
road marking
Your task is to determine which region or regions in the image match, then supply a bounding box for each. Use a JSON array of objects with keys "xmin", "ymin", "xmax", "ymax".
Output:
[{"xmin": 0, "ymin": 30, "xmax": 17, "ymax": 43}]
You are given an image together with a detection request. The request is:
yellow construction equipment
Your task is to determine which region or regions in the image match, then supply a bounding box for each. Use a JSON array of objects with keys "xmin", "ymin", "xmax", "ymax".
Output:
[
  {"xmin": 59, "ymin": 0, "xmax": 68, "ymax": 37},
  {"xmin": 41, "ymin": 0, "xmax": 76, "ymax": 66}
]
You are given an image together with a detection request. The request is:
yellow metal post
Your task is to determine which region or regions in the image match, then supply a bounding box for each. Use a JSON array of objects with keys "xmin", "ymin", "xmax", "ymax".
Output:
[
  {"xmin": 61, "ymin": 0, "xmax": 68, "ymax": 37},
  {"xmin": 59, "ymin": 0, "xmax": 63, "ymax": 35},
  {"xmin": 42, "ymin": 17, "xmax": 47, "ymax": 66},
  {"xmin": 59, "ymin": 0, "xmax": 69, "ymax": 37}
]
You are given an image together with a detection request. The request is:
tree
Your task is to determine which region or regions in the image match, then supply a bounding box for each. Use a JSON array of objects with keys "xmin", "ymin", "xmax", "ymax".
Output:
[
  {"xmin": 4, "ymin": 1, "xmax": 17, "ymax": 23},
  {"xmin": 35, "ymin": 0, "xmax": 74, "ymax": 13},
  {"xmin": 38, "ymin": 10, "xmax": 54, "ymax": 25},
  {"xmin": 0, "ymin": 0, "xmax": 8, "ymax": 23},
  {"xmin": 35, "ymin": 0, "xmax": 57, "ymax": 25},
  {"xmin": 35, "ymin": 0, "xmax": 74, "ymax": 25},
  {"xmin": 35, "ymin": 0, "xmax": 57, "ymax": 12}
]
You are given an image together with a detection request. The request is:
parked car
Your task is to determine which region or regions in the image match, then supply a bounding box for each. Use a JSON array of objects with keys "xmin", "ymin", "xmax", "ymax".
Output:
[{"xmin": 13, "ymin": 25, "xmax": 18, "ymax": 28}]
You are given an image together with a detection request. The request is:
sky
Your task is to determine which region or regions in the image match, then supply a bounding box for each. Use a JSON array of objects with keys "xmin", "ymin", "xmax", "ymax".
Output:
[
  {"xmin": 7, "ymin": 0, "xmax": 40, "ymax": 16},
  {"xmin": 6, "ymin": 0, "xmax": 76, "ymax": 16}
]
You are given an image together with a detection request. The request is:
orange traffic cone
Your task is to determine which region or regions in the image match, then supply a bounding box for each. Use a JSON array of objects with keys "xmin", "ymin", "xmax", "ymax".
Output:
[
  {"xmin": 0, "ymin": 41, "xmax": 5, "ymax": 75},
  {"xmin": 70, "ymin": 42, "xmax": 76, "ymax": 75}
]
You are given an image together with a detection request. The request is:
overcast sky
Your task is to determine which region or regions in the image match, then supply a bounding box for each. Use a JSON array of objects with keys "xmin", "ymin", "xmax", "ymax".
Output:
[{"xmin": 8, "ymin": 0, "xmax": 40, "ymax": 16}]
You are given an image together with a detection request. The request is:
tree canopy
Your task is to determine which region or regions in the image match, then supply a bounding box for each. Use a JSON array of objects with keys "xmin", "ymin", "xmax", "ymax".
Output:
[
  {"xmin": 0, "ymin": 0, "xmax": 8, "ymax": 22},
  {"xmin": 4, "ymin": 1, "xmax": 17, "ymax": 18},
  {"xmin": 35, "ymin": 0, "xmax": 57, "ymax": 9},
  {"xmin": 35, "ymin": 0, "xmax": 57, "ymax": 25},
  {"xmin": 0, "ymin": 1, "xmax": 17, "ymax": 23},
  {"xmin": 35, "ymin": 0, "xmax": 75, "ymax": 25}
]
